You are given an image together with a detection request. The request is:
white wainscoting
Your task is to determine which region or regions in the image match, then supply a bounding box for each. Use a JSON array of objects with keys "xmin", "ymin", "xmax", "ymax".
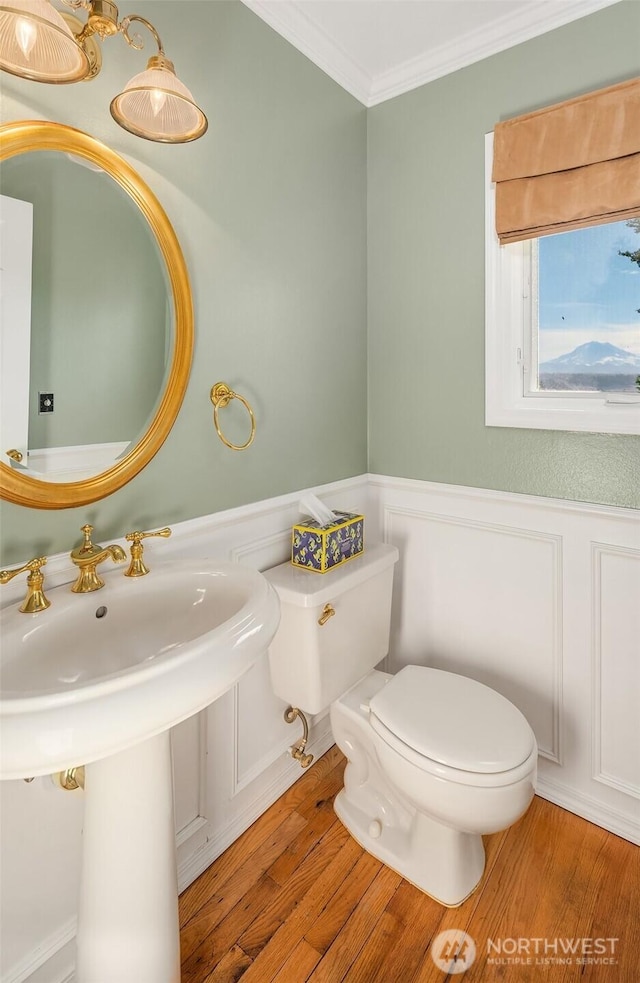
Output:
[
  {"xmin": 368, "ymin": 475, "xmax": 640, "ymax": 846},
  {"xmin": 27, "ymin": 442, "xmax": 130, "ymax": 482},
  {"xmin": 2, "ymin": 473, "xmax": 638, "ymax": 982},
  {"xmin": 0, "ymin": 475, "xmax": 370, "ymax": 983}
]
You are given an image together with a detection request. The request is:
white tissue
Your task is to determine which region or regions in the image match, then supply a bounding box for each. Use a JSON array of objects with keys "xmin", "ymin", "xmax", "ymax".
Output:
[{"xmin": 299, "ymin": 493, "xmax": 336, "ymax": 527}]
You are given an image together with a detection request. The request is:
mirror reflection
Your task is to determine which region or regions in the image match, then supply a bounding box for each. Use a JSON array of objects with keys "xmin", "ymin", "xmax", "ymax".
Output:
[{"xmin": 1, "ymin": 150, "xmax": 171, "ymax": 482}]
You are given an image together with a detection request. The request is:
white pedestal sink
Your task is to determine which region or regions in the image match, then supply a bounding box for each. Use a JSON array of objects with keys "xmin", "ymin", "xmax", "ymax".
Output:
[{"xmin": 0, "ymin": 560, "xmax": 280, "ymax": 982}]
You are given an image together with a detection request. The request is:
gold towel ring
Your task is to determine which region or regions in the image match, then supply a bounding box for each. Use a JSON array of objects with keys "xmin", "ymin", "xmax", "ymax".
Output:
[{"xmin": 210, "ymin": 382, "xmax": 256, "ymax": 451}]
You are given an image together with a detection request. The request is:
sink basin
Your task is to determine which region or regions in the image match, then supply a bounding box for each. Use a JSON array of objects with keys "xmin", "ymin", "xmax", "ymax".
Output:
[{"xmin": 0, "ymin": 560, "xmax": 280, "ymax": 780}]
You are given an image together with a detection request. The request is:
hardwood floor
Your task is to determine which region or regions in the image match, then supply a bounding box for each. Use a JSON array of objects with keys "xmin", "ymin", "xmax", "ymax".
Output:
[{"xmin": 179, "ymin": 747, "xmax": 640, "ymax": 982}]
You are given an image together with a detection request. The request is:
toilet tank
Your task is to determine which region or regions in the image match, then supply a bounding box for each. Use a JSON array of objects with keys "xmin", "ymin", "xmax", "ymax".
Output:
[{"xmin": 264, "ymin": 543, "xmax": 399, "ymax": 715}]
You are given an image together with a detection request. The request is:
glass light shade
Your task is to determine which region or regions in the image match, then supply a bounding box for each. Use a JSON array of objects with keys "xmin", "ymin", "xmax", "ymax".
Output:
[
  {"xmin": 0, "ymin": 0, "xmax": 89, "ymax": 82},
  {"xmin": 110, "ymin": 61, "xmax": 208, "ymax": 144}
]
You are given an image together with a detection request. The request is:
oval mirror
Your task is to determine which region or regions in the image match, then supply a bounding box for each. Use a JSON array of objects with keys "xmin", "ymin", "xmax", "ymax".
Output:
[{"xmin": 0, "ymin": 120, "xmax": 193, "ymax": 509}]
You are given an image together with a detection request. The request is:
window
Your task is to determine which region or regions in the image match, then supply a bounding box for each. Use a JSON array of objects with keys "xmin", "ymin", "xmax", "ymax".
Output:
[{"xmin": 485, "ymin": 133, "xmax": 640, "ymax": 435}]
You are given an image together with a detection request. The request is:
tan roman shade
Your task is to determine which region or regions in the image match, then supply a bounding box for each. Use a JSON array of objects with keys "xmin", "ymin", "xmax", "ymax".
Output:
[{"xmin": 492, "ymin": 77, "xmax": 640, "ymax": 244}]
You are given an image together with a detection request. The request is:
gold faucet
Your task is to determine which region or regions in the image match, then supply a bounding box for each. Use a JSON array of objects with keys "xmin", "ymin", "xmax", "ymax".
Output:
[
  {"xmin": 70, "ymin": 524, "xmax": 126, "ymax": 593},
  {"xmin": 124, "ymin": 527, "xmax": 172, "ymax": 577},
  {"xmin": 0, "ymin": 556, "xmax": 50, "ymax": 613}
]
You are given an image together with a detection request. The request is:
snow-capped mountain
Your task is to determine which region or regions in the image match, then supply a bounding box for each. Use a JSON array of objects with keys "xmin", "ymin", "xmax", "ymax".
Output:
[{"xmin": 539, "ymin": 341, "xmax": 640, "ymax": 375}]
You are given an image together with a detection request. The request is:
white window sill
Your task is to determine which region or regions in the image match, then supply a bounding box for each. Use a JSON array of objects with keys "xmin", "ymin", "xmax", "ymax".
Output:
[{"xmin": 486, "ymin": 400, "xmax": 640, "ymax": 436}]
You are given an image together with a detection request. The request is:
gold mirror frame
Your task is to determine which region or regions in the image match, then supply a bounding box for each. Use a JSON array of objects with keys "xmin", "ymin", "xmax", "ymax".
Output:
[{"xmin": 0, "ymin": 120, "xmax": 193, "ymax": 509}]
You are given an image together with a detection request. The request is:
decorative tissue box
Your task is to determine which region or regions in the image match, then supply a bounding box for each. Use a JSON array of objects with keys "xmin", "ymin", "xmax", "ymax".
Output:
[{"xmin": 291, "ymin": 511, "xmax": 364, "ymax": 573}]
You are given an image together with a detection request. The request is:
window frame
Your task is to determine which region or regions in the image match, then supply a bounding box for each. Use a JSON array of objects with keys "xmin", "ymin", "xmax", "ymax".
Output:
[{"xmin": 485, "ymin": 132, "xmax": 640, "ymax": 436}]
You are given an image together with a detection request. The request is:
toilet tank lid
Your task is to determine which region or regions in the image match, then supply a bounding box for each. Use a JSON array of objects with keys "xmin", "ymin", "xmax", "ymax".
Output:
[
  {"xmin": 264, "ymin": 543, "xmax": 399, "ymax": 607},
  {"xmin": 369, "ymin": 666, "xmax": 535, "ymax": 773}
]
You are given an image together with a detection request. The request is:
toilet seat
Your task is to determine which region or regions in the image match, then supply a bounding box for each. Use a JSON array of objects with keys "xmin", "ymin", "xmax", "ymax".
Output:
[{"xmin": 368, "ymin": 665, "xmax": 536, "ymax": 788}]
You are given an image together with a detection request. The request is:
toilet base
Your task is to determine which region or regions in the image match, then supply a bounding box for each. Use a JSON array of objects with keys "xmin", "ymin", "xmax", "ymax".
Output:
[{"xmin": 334, "ymin": 786, "xmax": 486, "ymax": 907}]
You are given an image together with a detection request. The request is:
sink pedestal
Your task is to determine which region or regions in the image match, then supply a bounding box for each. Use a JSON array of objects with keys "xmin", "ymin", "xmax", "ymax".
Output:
[{"xmin": 76, "ymin": 732, "xmax": 180, "ymax": 983}]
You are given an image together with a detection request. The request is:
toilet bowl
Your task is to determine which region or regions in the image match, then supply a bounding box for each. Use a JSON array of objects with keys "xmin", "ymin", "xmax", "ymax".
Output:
[
  {"xmin": 265, "ymin": 542, "xmax": 537, "ymax": 906},
  {"xmin": 330, "ymin": 666, "xmax": 537, "ymax": 905}
]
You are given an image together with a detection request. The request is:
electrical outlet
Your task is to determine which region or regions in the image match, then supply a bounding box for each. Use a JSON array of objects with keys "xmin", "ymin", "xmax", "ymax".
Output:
[{"xmin": 39, "ymin": 392, "xmax": 54, "ymax": 414}]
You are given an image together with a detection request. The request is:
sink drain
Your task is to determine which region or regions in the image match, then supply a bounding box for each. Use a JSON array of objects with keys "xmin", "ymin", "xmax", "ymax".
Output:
[{"xmin": 95, "ymin": 606, "xmax": 108, "ymax": 619}]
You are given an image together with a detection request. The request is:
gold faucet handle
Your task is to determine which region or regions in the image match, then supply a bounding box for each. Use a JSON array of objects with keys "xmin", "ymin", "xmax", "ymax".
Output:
[
  {"xmin": 71, "ymin": 523, "xmax": 99, "ymax": 561},
  {"xmin": 124, "ymin": 527, "xmax": 172, "ymax": 578},
  {"xmin": 0, "ymin": 557, "xmax": 50, "ymax": 613},
  {"xmin": 125, "ymin": 527, "xmax": 172, "ymax": 546}
]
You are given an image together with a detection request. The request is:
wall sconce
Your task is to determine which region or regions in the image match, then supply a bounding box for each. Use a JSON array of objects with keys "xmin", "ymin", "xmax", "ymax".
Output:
[{"xmin": 0, "ymin": 0, "xmax": 208, "ymax": 143}]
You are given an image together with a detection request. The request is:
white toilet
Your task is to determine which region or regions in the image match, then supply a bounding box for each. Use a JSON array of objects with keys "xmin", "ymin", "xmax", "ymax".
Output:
[{"xmin": 265, "ymin": 542, "xmax": 537, "ymax": 907}]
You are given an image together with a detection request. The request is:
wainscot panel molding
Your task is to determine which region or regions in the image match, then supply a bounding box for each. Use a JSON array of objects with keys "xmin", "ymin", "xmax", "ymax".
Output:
[
  {"xmin": 382, "ymin": 505, "xmax": 563, "ymax": 764},
  {"xmin": 591, "ymin": 542, "xmax": 640, "ymax": 801},
  {"xmin": 0, "ymin": 475, "xmax": 370, "ymax": 983},
  {"xmin": 2, "ymin": 473, "xmax": 638, "ymax": 982},
  {"xmin": 368, "ymin": 474, "xmax": 640, "ymax": 847}
]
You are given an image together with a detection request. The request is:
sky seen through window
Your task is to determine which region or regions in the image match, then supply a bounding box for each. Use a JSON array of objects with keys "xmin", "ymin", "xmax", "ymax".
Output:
[{"xmin": 538, "ymin": 219, "xmax": 640, "ymax": 362}]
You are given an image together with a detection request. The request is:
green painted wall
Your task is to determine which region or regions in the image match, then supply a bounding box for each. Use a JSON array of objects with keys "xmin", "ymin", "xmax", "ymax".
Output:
[
  {"xmin": 0, "ymin": 0, "xmax": 368, "ymax": 563},
  {"xmin": 367, "ymin": 1, "xmax": 640, "ymax": 507},
  {"xmin": 1, "ymin": 2, "xmax": 638, "ymax": 566}
]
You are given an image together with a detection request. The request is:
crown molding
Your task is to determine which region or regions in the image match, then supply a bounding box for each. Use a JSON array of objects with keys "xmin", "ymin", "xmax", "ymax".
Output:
[
  {"xmin": 240, "ymin": 0, "xmax": 372, "ymax": 104},
  {"xmin": 368, "ymin": 0, "xmax": 622, "ymax": 106},
  {"xmin": 241, "ymin": 0, "xmax": 622, "ymax": 108}
]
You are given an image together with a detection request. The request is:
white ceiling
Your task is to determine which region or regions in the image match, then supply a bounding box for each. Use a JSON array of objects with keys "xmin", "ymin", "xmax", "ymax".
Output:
[{"xmin": 241, "ymin": 0, "xmax": 621, "ymax": 106}]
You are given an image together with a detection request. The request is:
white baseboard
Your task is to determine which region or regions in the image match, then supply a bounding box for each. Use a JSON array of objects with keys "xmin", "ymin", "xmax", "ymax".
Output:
[
  {"xmin": 536, "ymin": 777, "xmax": 640, "ymax": 846},
  {"xmin": 2, "ymin": 918, "xmax": 76, "ymax": 983}
]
